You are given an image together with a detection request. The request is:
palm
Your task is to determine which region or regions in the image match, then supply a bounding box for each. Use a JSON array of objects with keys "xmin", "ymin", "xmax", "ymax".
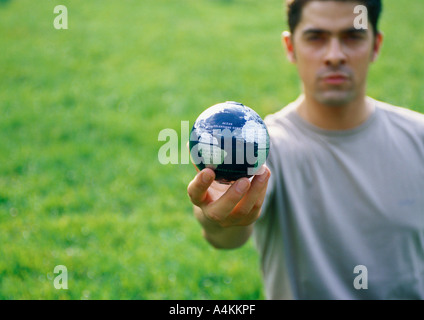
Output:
[{"xmin": 204, "ymin": 181, "xmax": 232, "ymax": 204}]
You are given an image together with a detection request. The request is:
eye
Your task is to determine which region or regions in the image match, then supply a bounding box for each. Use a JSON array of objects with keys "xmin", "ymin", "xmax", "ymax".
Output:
[
  {"xmin": 344, "ymin": 32, "xmax": 366, "ymax": 40},
  {"xmin": 307, "ymin": 36, "xmax": 320, "ymax": 41},
  {"xmin": 306, "ymin": 34, "xmax": 325, "ymax": 42}
]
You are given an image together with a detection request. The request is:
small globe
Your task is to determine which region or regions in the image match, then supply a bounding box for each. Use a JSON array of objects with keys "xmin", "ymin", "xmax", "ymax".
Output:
[{"xmin": 189, "ymin": 101, "xmax": 270, "ymax": 183}]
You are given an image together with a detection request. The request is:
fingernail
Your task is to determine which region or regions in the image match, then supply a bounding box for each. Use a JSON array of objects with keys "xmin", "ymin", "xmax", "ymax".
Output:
[
  {"xmin": 202, "ymin": 171, "xmax": 212, "ymax": 183},
  {"xmin": 257, "ymin": 171, "xmax": 269, "ymax": 183},
  {"xmin": 236, "ymin": 179, "xmax": 249, "ymax": 193}
]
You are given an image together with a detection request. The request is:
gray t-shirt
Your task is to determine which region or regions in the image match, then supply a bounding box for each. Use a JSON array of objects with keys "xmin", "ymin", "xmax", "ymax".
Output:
[{"xmin": 253, "ymin": 97, "xmax": 424, "ymax": 300}]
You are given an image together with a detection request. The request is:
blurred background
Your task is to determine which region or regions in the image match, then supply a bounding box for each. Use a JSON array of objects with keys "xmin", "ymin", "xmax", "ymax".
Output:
[{"xmin": 0, "ymin": 0, "xmax": 423, "ymax": 299}]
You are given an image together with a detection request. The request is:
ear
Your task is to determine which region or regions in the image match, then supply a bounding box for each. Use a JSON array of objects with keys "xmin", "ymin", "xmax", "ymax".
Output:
[
  {"xmin": 371, "ymin": 31, "xmax": 383, "ymax": 62},
  {"xmin": 282, "ymin": 31, "xmax": 296, "ymax": 64}
]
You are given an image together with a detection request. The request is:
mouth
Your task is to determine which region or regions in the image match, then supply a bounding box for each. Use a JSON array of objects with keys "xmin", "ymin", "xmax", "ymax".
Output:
[{"xmin": 321, "ymin": 73, "xmax": 350, "ymax": 85}]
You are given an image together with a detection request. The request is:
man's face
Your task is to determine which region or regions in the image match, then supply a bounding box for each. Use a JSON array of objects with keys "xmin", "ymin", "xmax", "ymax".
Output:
[{"xmin": 284, "ymin": 1, "xmax": 383, "ymax": 106}]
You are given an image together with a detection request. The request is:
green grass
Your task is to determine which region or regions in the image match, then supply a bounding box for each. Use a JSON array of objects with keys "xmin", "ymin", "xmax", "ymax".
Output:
[{"xmin": 0, "ymin": 0, "xmax": 423, "ymax": 300}]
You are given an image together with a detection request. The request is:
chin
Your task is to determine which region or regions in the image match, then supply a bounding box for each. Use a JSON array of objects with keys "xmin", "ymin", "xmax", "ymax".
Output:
[{"xmin": 315, "ymin": 91, "xmax": 357, "ymax": 107}]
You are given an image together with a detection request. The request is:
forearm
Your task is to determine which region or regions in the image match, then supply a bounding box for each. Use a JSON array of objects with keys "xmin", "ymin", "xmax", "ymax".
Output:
[{"xmin": 194, "ymin": 205, "xmax": 254, "ymax": 249}]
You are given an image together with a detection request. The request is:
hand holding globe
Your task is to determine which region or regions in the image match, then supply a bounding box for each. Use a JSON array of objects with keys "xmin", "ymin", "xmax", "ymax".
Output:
[{"xmin": 187, "ymin": 102, "xmax": 271, "ymax": 247}]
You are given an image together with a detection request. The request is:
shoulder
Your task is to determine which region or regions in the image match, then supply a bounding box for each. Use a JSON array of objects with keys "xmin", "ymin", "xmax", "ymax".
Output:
[
  {"xmin": 374, "ymin": 98, "xmax": 424, "ymax": 129},
  {"xmin": 264, "ymin": 103, "xmax": 295, "ymax": 128},
  {"xmin": 262, "ymin": 98, "xmax": 308, "ymax": 171},
  {"xmin": 263, "ymin": 98, "xmax": 302, "ymax": 140}
]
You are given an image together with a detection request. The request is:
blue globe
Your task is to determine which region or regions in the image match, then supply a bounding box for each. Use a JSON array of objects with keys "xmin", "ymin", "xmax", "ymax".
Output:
[{"xmin": 189, "ymin": 101, "xmax": 270, "ymax": 183}]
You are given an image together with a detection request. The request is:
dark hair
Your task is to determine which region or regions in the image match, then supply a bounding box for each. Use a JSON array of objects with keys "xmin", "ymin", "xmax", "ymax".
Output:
[{"xmin": 286, "ymin": 0, "xmax": 382, "ymax": 35}]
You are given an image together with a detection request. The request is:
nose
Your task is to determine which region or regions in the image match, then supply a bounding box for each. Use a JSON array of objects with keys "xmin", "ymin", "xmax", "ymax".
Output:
[{"xmin": 324, "ymin": 38, "xmax": 347, "ymax": 67}]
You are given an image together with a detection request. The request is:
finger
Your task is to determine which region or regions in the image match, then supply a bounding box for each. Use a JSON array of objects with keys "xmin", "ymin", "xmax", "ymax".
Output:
[
  {"xmin": 254, "ymin": 163, "xmax": 267, "ymax": 176},
  {"xmin": 232, "ymin": 167, "xmax": 270, "ymax": 224},
  {"xmin": 187, "ymin": 168, "xmax": 215, "ymax": 207},
  {"xmin": 250, "ymin": 165, "xmax": 270, "ymax": 189},
  {"xmin": 206, "ymin": 177, "xmax": 251, "ymax": 222}
]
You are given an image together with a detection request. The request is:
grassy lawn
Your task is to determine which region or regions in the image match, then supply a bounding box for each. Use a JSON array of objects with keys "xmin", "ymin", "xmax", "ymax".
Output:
[{"xmin": 0, "ymin": 0, "xmax": 423, "ymax": 299}]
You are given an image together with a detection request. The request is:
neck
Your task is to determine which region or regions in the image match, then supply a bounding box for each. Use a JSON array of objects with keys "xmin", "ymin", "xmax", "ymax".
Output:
[{"xmin": 296, "ymin": 94, "xmax": 374, "ymax": 131}]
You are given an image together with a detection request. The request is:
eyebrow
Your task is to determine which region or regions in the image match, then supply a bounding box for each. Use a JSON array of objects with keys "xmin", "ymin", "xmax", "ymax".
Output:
[
  {"xmin": 302, "ymin": 28, "xmax": 329, "ymax": 36},
  {"xmin": 302, "ymin": 28, "xmax": 368, "ymax": 36}
]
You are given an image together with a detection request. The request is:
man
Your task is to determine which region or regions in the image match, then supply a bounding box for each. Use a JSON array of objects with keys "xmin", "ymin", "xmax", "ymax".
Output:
[{"xmin": 187, "ymin": 0, "xmax": 424, "ymax": 299}]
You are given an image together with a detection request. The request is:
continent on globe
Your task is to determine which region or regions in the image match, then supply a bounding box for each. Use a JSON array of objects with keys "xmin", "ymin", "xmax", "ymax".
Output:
[{"xmin": 189, "ymin": 101, "xmax": 270, "ymax": 184}]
